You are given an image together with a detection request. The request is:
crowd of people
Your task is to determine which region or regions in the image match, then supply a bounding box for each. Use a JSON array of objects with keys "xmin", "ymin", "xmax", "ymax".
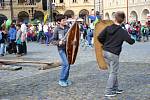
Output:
[
  {"xmin": 0, "ymin": 18, "xmax": 150, "ymax": 57},
  {"xmin": 79, "ymin": 20, "xmax": 150, "ymax": 49},
  {"xmin": 0, "ymin": 20, "xmax": 55, "ymax": 57},
  {"xmin": 124, "ymin": 21, "xmax": 150, "ymax": 42}
]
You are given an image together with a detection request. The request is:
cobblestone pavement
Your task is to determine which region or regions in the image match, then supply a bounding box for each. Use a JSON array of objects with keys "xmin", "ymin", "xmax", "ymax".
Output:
[{"xmin": 0, "ymin": 42, "xmax": 150, "ymax": 100}]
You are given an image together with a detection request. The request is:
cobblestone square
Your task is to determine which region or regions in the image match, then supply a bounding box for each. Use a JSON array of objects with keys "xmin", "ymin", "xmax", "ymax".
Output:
[{"xmin": 0, "ymin": 42, "xmax": 150, "ymax": 100}]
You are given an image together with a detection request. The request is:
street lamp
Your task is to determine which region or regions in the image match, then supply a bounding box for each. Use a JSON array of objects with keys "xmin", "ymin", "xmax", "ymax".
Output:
[
  {"xmin": 10, "ymin": 0, "xmax": 14, "ymax": 20},
  {"xmin": 94, "ymin": 0, "xmax": 95, "ymax": 13},
  {"xmin": 49, "ymin": 0, "xmax": 55, "ymax": 22},
  {"xmin": 49, "ymin": 0, "xmax": 52, "ymax": 22},
  {"xmin": 127, "ymin": 0, "xmax": 129, "ymax": 22}
]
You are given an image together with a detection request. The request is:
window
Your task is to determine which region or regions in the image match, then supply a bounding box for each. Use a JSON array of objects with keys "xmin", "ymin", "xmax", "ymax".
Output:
[
  {"xmin": 73, "ymin": 0, "xmax": 77, "ymax": 3},
  {"xmin": 60, "ymin": 0, "xmax": 63, "ymax": 3},
  {"xmin": 18, "ymin": 0, "xmax": 26, "ymax": 3},
  {"xmin": 52, "ymin": 0, "xmax": 55, "ymax": 3},
  {"xmin": 132, "ymin": 0, "xmax": 134, "ymax": 3},
  {"xmin": 84, "ymin": 0, "xmax": 88, "ymax": 2},
  {"xmin": 0, "ymin": 0, "xmax": 4, "ymax": 7}
]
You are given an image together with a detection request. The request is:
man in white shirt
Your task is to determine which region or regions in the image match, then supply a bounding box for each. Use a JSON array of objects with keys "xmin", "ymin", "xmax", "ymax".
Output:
[
  {"xmin": 20, "ymin": 22, "xmax": 27, "ymax": 54},
  {"xmin": 43, "ymin": 23, "xmax": 49, "ymax": 46},
  {"xmin": 37, "ymin": 23, "xmax": 43, "ymax": 43}
]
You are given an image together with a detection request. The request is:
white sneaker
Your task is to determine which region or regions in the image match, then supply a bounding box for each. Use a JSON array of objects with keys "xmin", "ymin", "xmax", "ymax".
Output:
[
  {"xmin": 58, "ymin": 81, "xmax": 68, "ymax": 87},
  {"xmin": 105, "ymin": 93, "xmax": 117, "ymax": 97},
  {"xmin": 115, "ymin": 90, "xmax": 124, "ymax": 94}
]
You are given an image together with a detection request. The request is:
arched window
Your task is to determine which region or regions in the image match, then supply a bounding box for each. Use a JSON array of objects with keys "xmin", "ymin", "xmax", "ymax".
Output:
[{"xmin": 60, "ymin": 0, "xmax": 63, "ymax": 3}]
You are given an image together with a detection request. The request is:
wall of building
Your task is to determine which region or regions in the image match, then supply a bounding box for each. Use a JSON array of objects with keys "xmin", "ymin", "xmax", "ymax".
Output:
[
  {"xmin": 0, "ymin": 0, "xmax": 96, "ymax": 22},
  {"xmin": 103, "ymin": 0, "xmax": 150, "ymax": 24}
]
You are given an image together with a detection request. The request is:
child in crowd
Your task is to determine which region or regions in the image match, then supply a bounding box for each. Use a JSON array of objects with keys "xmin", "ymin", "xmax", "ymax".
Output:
[{"xmin": 16, "ymin": 24, "xmax": 23, "ymax": 57}]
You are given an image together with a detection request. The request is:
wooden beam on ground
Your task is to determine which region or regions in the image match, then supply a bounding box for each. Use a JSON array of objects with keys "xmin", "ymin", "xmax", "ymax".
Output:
[
  {"xmin": 0, "ymin": 59, "xmax": 54, "ymax": 65},
  {"xmin": 0, "ymin": 59, "xmax": 61, "ymax": 70}
]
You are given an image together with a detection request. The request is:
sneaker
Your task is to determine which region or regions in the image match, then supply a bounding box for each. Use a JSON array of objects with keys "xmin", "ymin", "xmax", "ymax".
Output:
[
  {"xmin": 16, "ymin": 54, "xmax": 23, "ymax": 57},
  {"xmin": 115, "ymin": 90, "xmax": 124, "ymax": 94},
  {"xmin": 105, "ymin": 93, "xmax": 117, "ymax": 97},
  {"xmin": 1, "ymin": 54, "xmax": 4, "ymax": 56},
  {"xmin": 58, "ymin": 81, "xmax": 68, "ymax": 87},
  {"xmin": 66, "ymin": 80, "xmax": 72, "ymax": 86}
]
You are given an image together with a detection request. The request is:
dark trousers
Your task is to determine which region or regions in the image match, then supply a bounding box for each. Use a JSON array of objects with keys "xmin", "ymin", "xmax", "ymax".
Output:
[
  {"xmin": 7, "ymin": 40, "xmax": 17, "ymax": 54},
  {"xmin": 22, "ymin": 42, "xmax": 27, "ymax": 54},
  {"xmin": 17, "ymin": 44, "xmax": 23, "ymax": 54}
]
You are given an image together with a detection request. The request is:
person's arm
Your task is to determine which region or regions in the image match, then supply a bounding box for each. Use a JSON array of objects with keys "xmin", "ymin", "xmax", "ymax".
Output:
[
  {"xmin": 97, "ymin": 27, "xmax": 107, "ymax": 45},
  {"xmin": 51, "ymin": 27, "xmax": 60, "ymax": 45},
  {"xmin": 124, "ymin": 31, "xmax": 135, "ymax": 45}
]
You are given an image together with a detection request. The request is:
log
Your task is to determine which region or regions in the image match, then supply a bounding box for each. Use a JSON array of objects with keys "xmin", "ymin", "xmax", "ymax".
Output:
[
  {"xmin": 0, "ymin": 59, "xmax": 61, "ymax": 70},
  {"xmin": 0, "ymin": 59, "xmax": 54, "ymax": 65}
]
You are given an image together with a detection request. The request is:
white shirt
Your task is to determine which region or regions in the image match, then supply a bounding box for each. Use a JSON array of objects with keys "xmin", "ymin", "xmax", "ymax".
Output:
[
  {"xmin": 38, "ymin": 23, "xmax": 43, "ymax": 31},
  {"xmin": 21, "ymin": 23, "xmax": 27, "ymax": 34},
  {"xmin": 125, "ymin": 24, "xmax": 130, "ymax": 30},
  {"xmin": 90, "ymin": 23, "xmax": 94, "ymax": 30},
  {"xmin": 43, "ymin": 25, "xmax": 48, "ymax": 33}
]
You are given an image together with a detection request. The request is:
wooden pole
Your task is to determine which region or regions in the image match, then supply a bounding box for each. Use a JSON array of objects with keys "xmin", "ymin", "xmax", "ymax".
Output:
[
  {"xmin": 49, "ymin": 0, "xmax": 53, "ymax": 22},
  {"xmin": 99, "ymin": 0, "xmax": 100, "ymax": 13},
  {"xmin": 94, "ymin": 0, "xmax": 95, "ymax": 13},
  {"xmin": 10, "ymin": 0, "xmax": 14, "ymax": 20}
]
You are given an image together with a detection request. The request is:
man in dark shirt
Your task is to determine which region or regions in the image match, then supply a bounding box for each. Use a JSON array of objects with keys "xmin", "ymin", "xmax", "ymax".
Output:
[{"xmin": 97, "ymin": 11, "xmax": 135, "ymax": 97}]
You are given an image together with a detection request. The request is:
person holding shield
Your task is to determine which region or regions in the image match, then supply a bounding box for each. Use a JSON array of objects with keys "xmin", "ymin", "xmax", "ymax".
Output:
[
  {"xmin": 98, "ymin": 11, "xmax": 135, "ymax": 97},
  {"xmin": 51, "ymin": 14, "xmax": 71, "ymax": 87}
]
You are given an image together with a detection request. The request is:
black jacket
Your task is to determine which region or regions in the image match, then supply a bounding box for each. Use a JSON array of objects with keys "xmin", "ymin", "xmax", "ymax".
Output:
[
  {"xmin": 0, "ymin": 32, "xmax": 5, "ymax": 43},
  {"xmin": 98, "ymin": 24, "xmax": 135, "ymax": 55}
]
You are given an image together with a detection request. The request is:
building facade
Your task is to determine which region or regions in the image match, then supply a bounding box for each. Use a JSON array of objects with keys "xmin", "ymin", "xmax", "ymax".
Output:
[
  {"xmin": 103, "ymin": 0, "xmax": 150, "ymax": 24},
  {"xmin": 0, "ymin": 0, "xmax": 103, "ymax": 23},
  {"xmin": 0, "ymin": 0, "xmax": 44, "ymax": 23},
  {"xmin": 94, "ymin": 0, "xmax": 103, "ymax": 17}
]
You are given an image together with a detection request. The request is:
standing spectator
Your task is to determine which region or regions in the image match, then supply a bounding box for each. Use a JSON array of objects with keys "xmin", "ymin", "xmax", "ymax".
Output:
[
  {"xmin": 37, "ymin": 22, "xmax": 43, "ymax": 43},
  {"xmin": 87, "ymin": 26, "xmax": 93, "ymax": 47},
  {"xmin": 83, "ymin": 23, "xmax": 88, "ymax": 40},
  {"xmin": 130, "ymin": 26, "xmax": 137, "ymax": 41},
  {"xmin": 7, "ymin": 24, "xmax": 17, "ymax": 54},
  {"xmin": 21, "ymin": 22, "xmax": 27, "ymax": 54},
  {"xmin": 135, "ymin": 25, "xmax": 141, "ymax": 41},
  {"xmin": 16, "ymin": 24, "xmax": 23, "ymax": 56},
  {"xmin": 0, "ymin": 26, "xmax": 5, "ymax": 56},
  {"xmin": 141, "ymin": 23, "xmax": 149, "ymax": 42},
  {"xmin": 125, "ymin": 22, "xmax": 130, "ymax": 32},
  {"xmin": 43, "ymin": 23, "xmax": 49, "ymax": 46}
]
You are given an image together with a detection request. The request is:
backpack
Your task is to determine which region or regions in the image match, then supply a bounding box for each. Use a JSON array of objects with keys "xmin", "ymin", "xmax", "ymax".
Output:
[{"xmin": 0, "ymin": 31, "xmax": 2, "ymax": 40}]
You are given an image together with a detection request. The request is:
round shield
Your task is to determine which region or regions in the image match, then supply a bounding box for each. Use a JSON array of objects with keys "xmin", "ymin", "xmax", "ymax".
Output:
[
  {"xmin": 94, "ymin": 20, "xmax": 113, "ymax": 70},
  {"xmin": 66, "ymin": 22, "xmax": 80, "ymax": 65}
]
